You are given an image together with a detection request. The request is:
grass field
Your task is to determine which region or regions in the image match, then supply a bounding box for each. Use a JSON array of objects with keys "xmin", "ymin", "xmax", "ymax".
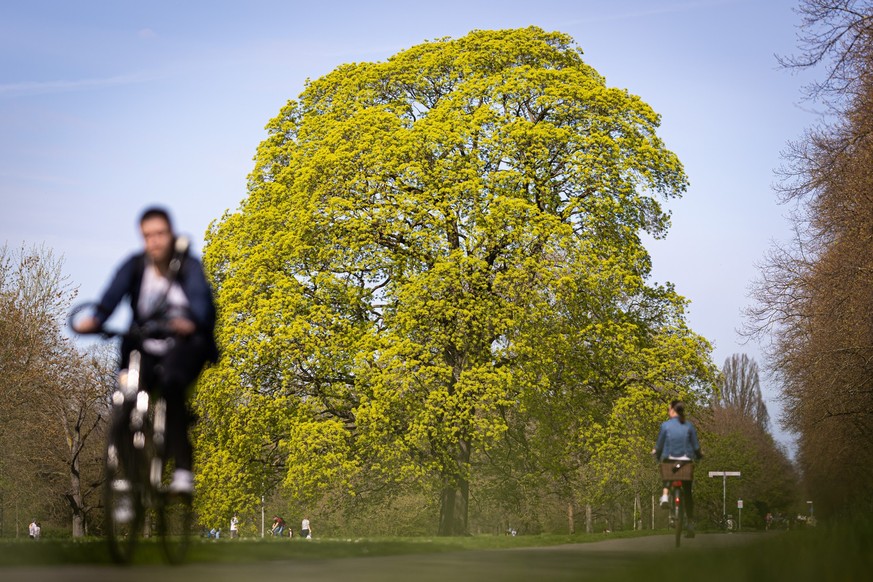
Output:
[
  {"xmin": 603, "ymin": 521, "xmax": 873, "ymax": 582},
  {"xmin": 0, "ymin": 521, "xmax": 870, "ymax": 581},
  {"xmin": 0, "ymin": 529, "xmax": 659, "ymax": 567}
]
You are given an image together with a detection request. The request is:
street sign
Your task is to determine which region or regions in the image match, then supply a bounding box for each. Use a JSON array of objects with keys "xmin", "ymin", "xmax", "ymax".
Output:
[
  {"xmin": 709, "ymin": 471, "xmax": 742, "ymax": 530},
  {"xmin": 738, "ymin": 499, "xmax": 743, "ymax": 509}
]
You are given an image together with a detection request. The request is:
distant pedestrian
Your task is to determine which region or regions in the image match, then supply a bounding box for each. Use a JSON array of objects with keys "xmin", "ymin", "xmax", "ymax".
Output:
[
  {"xmin": 230, "ymin": 514, "xmax": 239, "ymax": 538},
  {"xmin": 29, "ymin": 520, "xmax": 38, "ymax": 540},
  {"xmin": 301, "ymin": 516, "xmax": 312, "ymax": 539}
]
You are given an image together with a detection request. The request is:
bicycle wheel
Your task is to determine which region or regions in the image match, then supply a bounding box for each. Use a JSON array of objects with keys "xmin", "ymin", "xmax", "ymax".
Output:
[
  {"xmin": 151, "ymin": 397, "xmax": 194, "ymax": 564},
  {"xmin": 104, "ymin": 425, "xmax": 145, "ymax": 564},
  {"xmin": 158, "ymin": 492, "xmax": 193, "ymax": 564},
  {"xmin": 673, "ymin": 485, "xmax": 683, "ymax": 548}
]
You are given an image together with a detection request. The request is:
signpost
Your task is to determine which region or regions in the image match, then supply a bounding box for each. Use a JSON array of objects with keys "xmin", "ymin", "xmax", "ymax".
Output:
[
  {"xmin": 709, "ymin": 471, "xmax": 741, "ymax": 531},
  {"xmin": 737, "ymin": 499, "xmax": 743, "ymax": 531}
]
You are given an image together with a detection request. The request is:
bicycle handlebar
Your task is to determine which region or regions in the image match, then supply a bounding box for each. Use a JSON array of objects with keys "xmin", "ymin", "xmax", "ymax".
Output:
[{"xmin": 68, "ymin": 302, "xmax": 174, "ymax": 342}]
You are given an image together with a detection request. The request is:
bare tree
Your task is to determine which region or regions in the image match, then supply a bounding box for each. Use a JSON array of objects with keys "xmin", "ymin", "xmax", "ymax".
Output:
[
  {"xmin": 0, "ymin": 243, "xmax": 112, "ymax": 536},
  {"xmin": 779, "ymin": 0, "xmax": 873, "ymax": 106},
  {"xmin": 717, "ymin": 354, "xmax": 770, "ymax": 431},
  {"xmin": 746, "ymin": 0, "xmax": 873, "ymax": 516}
]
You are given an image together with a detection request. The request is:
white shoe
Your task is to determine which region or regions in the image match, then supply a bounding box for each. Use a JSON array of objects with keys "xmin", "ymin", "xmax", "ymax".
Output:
[
  {"xmin": 114, "ymin": 497, "xmax": 134, "ymax": 523},
  {"xmin": 169, "ymin": 469, "xmax": 194, "ymax": 494},
  {"xmin": 659, "ymin": 493, "xmax": 669, "ymax": 509}
]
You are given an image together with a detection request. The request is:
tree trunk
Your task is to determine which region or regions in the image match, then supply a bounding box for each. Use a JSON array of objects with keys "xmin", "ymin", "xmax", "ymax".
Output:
[
  {"xmin": 568, "ymin": 502, "xmax": 575, "ymax": 534},
  {"xmin": 437, "ymin": 438, "xmax": 471, "ymax": 536},
  {"xmin": 438, "ymin": 484, "xmax": 456, "ymax": 536},
  {"xmin": 66, "ymin": 414, "xmax": 86, "ymax": 538},
  {"xmin": 634, "ymin": 493, "xmax": 642, "ymax": 530},
  {"xmin": 585, "ymin": 504, "xmax": 592, "ymax": 533}
]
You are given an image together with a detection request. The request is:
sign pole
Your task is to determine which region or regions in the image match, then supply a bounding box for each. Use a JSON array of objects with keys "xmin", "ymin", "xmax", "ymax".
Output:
[{"xmin": 708, "ymin": 471, "xmax": 741, "ymax": 531}]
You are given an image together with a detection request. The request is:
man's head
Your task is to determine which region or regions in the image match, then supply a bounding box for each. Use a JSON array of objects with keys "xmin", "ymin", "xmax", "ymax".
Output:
[{"xmin": 139, "ymin": 206, "xmax": 174, "ymax": 265}]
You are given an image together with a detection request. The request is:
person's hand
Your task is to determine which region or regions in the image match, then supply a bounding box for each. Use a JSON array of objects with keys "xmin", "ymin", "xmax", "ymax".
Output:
[
  {"xmin": 73, "ymin": 316, "xmax": 101, "ymax": 334},
  {"xmin": 169, "ymin": 317, "xmax": 196, "ymax": 336}
]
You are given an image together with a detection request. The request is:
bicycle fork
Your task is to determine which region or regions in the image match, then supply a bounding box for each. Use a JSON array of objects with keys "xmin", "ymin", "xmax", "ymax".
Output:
[{"xmin": 112, "ymin": 350, "xmax": 168, "ymax": 489}]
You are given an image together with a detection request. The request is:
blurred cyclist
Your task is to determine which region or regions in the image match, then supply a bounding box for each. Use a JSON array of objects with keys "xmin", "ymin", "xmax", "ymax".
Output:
[{"xmin": 74, "ymin": 206, "xmax": 218, "ymax": 493}]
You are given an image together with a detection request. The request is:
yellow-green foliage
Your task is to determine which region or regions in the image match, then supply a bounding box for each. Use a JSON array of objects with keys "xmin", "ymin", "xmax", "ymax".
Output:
[{"xmin": 193, "ymin": 27, "xmax": 714, "ymax": 531}]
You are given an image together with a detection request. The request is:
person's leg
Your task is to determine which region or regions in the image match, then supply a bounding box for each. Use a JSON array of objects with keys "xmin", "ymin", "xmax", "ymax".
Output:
[
  {"xmin": 156, "ymin": 335, "xmax": 208, "ymax": 486},
  {"xmin": 683, "ymin": 481, "xmax": 696, "ymax": 537},
  {"xmin": 683, "ymin": 481, "xmax": 694, "ymax": 520}
]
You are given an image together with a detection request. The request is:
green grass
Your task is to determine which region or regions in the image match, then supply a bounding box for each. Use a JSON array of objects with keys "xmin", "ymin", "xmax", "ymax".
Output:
[
  {"xmin": 1, "ymin": 522, "xmax": 870, "ymax": 581},
  {"xmin": 603, "ymin": 521, "xmax": 873, "ymax": 582},
  {"xmin": 0, "ymin": 529, "xmax": 656, "ymax": 567}
]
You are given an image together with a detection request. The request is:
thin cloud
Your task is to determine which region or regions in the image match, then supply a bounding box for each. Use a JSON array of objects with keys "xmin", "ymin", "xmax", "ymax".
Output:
[
  {"xmin": 0, "ymin": 72, "xmax": 160, "ymax": 98},
  {"xmin": 563, "ymin": 0, "xmax": 742, "ymax": 26}
]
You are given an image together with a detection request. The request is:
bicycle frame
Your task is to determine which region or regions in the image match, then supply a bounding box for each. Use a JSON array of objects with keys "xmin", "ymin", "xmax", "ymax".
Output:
[
  {"xmin": 106, "ymin": 346, "xmax": 193, "ymax": 563},
  {"xmin": 668, "ymin": 479, "xmax": 685, "ymax": 548},
  {"xmin": 660, "ymin": 460, "xmax": 693, "ymax": 548}
]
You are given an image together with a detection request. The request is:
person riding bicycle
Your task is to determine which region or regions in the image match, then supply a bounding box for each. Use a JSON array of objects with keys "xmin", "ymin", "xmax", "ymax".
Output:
[
  {"xmin": 653, "ymin": 400, "xmax": 703, "ymax": 536},
  {"xmin": 73, "ymin": 206, "xmax": 218, "ymax": 494},
  {"xmin": 271, "ymin": 515, "xmax": 286, "ymax": 536}
]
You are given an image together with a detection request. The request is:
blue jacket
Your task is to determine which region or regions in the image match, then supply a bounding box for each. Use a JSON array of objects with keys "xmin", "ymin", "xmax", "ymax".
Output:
[
  {"xmin": 655, "ymin": 417, "xmax": 702, "ymax": 461},
  {"xmin": 95, "ymin": 251, "xmax": 218, "ymax": 362}
]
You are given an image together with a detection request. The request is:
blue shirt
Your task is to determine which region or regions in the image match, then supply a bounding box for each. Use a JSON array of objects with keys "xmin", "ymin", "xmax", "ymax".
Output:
[{"xmin": 655, "ymin": 417, "xmax": 701, "ymax": 461}]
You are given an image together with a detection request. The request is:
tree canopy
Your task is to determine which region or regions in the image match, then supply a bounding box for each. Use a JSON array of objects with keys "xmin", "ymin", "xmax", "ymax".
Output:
[{"xmin": 195, "ymin": 27, "xmax": 714, "ymax": 535}]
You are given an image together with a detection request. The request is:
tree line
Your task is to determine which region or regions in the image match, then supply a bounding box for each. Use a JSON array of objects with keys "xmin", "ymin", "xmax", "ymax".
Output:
[
  {"xmin": 0, "ymin": 244, "xmax": 113, "ymax": 538},
  {"xmin": 745, "ymin": 0, "xmax": 873, "ymax": 518}
]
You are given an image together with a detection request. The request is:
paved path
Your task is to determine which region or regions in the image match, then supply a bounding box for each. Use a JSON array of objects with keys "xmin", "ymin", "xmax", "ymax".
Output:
[{"xmin": 1, "ymin": 532, "xmax": 763, "ymax": 582}]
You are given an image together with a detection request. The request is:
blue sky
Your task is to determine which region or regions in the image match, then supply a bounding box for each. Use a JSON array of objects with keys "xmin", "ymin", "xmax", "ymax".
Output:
[{"xmin": 1, "ymin": 0, "xmax": 815, "ymax": 451}]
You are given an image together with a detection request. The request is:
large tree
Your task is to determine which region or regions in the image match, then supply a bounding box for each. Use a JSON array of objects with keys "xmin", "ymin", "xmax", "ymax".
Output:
[{"xmin": 197, "ymin": 27, "xmax": 713, "ymax": 535}]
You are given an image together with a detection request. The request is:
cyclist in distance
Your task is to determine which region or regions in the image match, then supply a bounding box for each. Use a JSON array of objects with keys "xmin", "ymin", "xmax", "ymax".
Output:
[
  {"xmin": 74, "ymin": 206, "xmax": 218, "ymax": 494},
  {"xmin": 653, "ymin": 400, "xmax": 703, "ymax": 536}
]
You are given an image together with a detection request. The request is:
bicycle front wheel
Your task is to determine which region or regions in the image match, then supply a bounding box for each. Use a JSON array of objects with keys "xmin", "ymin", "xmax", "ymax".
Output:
[
  {"xmin": 158, "ymin": 492, "xmax": 193, "ymax": 564},
  {"xmin": 104, "ymin": 434, "xmax": 144, "ymax": 564}
]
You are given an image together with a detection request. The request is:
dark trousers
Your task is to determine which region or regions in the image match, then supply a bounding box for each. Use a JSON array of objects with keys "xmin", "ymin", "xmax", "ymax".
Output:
[{"xmin": 133, "ymin": 334, "xmax": 210, "ymax": 471}]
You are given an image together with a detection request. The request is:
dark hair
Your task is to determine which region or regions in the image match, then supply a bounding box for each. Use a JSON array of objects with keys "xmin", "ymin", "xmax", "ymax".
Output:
[
  {"xmin": 139, "ymin": 206, "xmax": 174, "ymax": 231},
  {"xmin": 671, "ymin": 400, "xmax": 686, "ymax": 424}
]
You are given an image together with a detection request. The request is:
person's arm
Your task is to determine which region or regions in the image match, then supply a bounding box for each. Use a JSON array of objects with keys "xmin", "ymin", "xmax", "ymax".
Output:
[
  {"xmin": 179, "ymin": 258, "xmax": 216, "ymax": 333},
  {"xmin": 654, "ymin": 425, "xmax": 666, "ymax": 461},
  {"xmin": 690, "ymin": 423, "xmax": 703, "ymax": 459},
  {"xmin": 74, "ymin": 255, "xmax": 139, "ymax": 333}
]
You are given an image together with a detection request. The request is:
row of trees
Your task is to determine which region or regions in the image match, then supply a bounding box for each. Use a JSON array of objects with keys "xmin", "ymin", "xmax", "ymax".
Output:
[
  {"xmin": 0, "ymin": 244, "xmax": 113, "ymax": 537},
  {"xmin": 199, "ymin": 352, "xmax": 797, "ymax": 537},
  {"xmin": 190, "ymin": 27, "xmax": 796, "ymax": 535},
  {"xmin": 746, "ymin": 0, "xmax": 873, "ymax": 518}
]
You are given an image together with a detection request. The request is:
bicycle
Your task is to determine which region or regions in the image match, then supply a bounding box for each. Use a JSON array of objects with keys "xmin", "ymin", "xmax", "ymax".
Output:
[
  {"xmin": 716, "ymin": 514, "xmax": 735, "ymax": 533},
  {"xmin": 70, "ymin": 304, "xmax": 194, "ymax": 564},
  {"xmin": 660, "ymin": 460, "xmax": 694, "ymax": 548}
]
